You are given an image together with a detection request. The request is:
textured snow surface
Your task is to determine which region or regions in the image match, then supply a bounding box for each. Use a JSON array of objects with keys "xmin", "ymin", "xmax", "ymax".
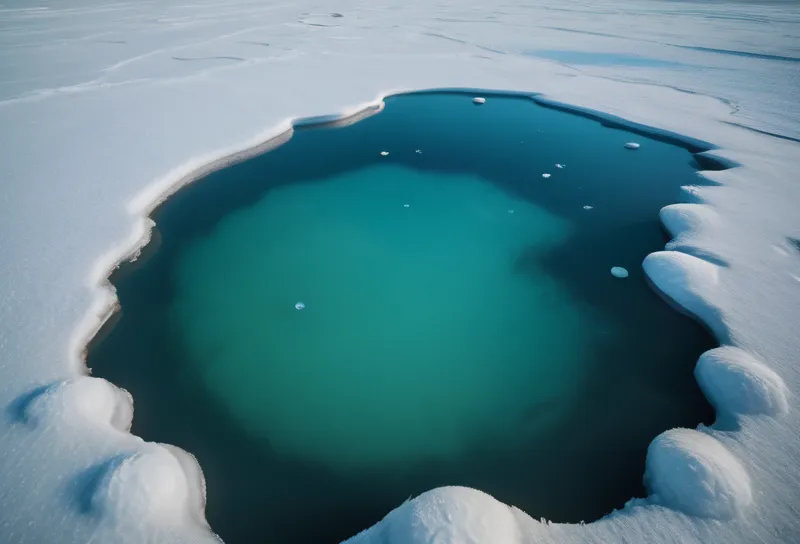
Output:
[
  {"xmin": 645, "ymin": 429, "xmax": 752, "ymax": 520},
  {"xmin": 1, "ymin": 1, "xmax": 800, "ymax": 543},
  {"xmin": 696, "ymin": 346, "xmax": 789, "ymax": 420}
]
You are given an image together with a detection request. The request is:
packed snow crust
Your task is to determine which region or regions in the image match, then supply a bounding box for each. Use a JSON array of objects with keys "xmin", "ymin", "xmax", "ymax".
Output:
[{"xmin": 1, "ymin": 1, "xmax": 800, "ymax": 543}]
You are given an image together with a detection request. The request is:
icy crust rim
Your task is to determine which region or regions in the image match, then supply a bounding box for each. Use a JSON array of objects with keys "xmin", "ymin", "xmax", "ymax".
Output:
[{"xmin": 60, "ymin": 88, "xmax": 786, "ymax": 539}]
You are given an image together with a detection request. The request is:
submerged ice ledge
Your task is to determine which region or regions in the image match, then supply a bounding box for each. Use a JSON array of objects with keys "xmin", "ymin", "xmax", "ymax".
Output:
[{"xmin": 19, "ymin": 88, "xmax": 789, "ymax": 543}]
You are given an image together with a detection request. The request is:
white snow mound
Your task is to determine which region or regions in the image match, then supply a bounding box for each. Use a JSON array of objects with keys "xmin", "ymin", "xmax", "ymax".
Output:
[
  {"xmin": 473, "ymin": 97, "xmax": 486, "ymax": 104},
  {"xmin": 643, "ymin": 251, "xmax": 724, "ymax": 339},
  {"xmin": 660, "ymin": 204, "xmax": 720, "ymax": 239},
  {"xmin": 645, "ymin": 428, "xmax": 752, "ymax": 520},
  {"xmin": 98, "ymin": 445, "xmax": 206, "ymax": 527},
  {"xmin": 696, "ymin": 346, "xmax": 789, "ymax": 418},
  {"xmin": 346, "ymin": 486, "xmax": 523, "ymax": 544},
  {"xmin": 24, "ymin": 377, "xmax": 133, "ymax": 432},
  {"xmin": 624, "ymin": 142, "xmax": 640, "ymax": 150}
]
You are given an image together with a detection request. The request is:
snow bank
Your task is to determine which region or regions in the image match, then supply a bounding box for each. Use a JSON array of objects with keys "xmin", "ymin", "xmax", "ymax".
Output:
[
  {"xmin": 645, "ymin": 429, "xmax": 752, "ymax": 520},
  {"xmin": 696, "ymin": 346, "xmax": 789, "ymax": 419},
  {"xmin": 660, "ymin": 204, "xmax": 720, "ymax": 240},
  {"xmin": 642, "ymin": 251, "xmax": 727, "ymax": 340},
  {"xmin": 346, "ymin": 487, "xmax": 525, "ymax": 544},
  {"xmin": 18, "ymin": 377, "xmax": 132, "ymax": 433},
  {"xmin": 95, "ymin": 444, "xmax": 212, "ymax": 533}
]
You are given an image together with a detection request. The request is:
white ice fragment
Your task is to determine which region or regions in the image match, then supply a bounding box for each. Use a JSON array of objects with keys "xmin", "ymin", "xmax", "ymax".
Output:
[
  {"xmin": 380, "ymin": 151, "xmax": 389, "ymax": 156},
  {"xmin": 624, "ymin": 142, "xmax": 641, "ymax": 150},
  {"xmin": 611, "ymin": 266, "xmax": 629, "ymax": 278},
  {"xmin": 542, "ymin": 173, "xmax": 551, "ymax": 179},
  {"xmin": 695, "ymin": 346, "xmax": 788, "ymax": 417},
  {"xmin": 645, "ymin": 428, "xmax": 752, "ymax": 520},
  {"xmin": 508, "ymin": 209, "xmax": 515, "ymax": 214},
  {"xmin": 403, "ymin": 204, "xmax": 410, "ymax": 208},
  {"xmin": 472, "ymin": 97, "xmax": 486, "ymax": 104},
  {"xmin": 415, "ymin": 149, "xmax": 422, "ymax": 154},
  {"xmin": 295, "ymin": 302, "xmax": 306, "ymax": 310},
  {"xmin": 555, "ymin": 163, "xmax": 565, "ymax": 169},
  {"xmin": 583, "ymin": 205, "xmax": 593, "ymax": 210}
]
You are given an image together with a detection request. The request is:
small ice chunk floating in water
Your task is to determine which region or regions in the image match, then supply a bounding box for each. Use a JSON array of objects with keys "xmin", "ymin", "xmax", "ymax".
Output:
[
  {"xmin": 556, "ymin": 164, "xmax": 565, "ymax": 169},
  {"xmin": 583, "ymin": 205, "xmax": 593, "ymax": 210},
  {"xmin": 403, "ymin": 204, "xmax": 410, "ymax": 208},
  {"xmin": 415, "ymin": 149, "xmax": 422, "ymax": 154},
  {"xmin": 380, "ymin": 151, "xmax": 389, "ymax": 156},
  {"xmin": 295, "ymin": 302, "xmax": 306, "ymax": 310},
  {"xmin": 611, "ymin": 267, "xmax": 629, "ymax": 278},
  {"xmin": 542, "ymin": 173, "xmax": 551, "ymax": 179},
  {"xmin": 508, "ymin": 209, "xmax": 515, "ymax": 214},
  {"xmin": 624, "ymin": 142, "xmax": 641, "ymax": 150},
  {"xmin": 473, "ymin": 97, "xmax": 486, "ymax": 104}
]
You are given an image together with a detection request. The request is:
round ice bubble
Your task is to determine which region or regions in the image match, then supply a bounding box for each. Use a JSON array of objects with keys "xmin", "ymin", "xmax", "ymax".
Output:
[
  {"xmin": 295, "ymin": 302, "xmax": 306, "ymax": 310},
  {"xmin": 611, "ymin": 266, "xmax": 629, "ymax": 278}
]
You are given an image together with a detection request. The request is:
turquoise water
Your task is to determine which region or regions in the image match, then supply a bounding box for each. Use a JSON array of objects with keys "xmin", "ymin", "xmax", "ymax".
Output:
[
  {"xmin": 173, "ymin": 165, "xmax": 588, "ymax": 471},
  {"xmin": 87, "ymin": 92, "xmax": 717, "ymax": 543}
]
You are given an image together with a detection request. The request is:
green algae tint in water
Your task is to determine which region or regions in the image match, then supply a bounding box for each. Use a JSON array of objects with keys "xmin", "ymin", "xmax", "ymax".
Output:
[
  {"xmin": 87, "ymin": 92, "xmax": 717, "ymax": 544},
  {"xmin": 173, "ymin": 165, "xmax": 590, "ymax": 471}
]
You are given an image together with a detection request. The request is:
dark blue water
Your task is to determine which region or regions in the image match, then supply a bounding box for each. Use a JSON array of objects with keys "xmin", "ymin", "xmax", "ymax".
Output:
[{"xmin": 87, "ymin": 92, "xmax": 719, "ymax": 544}]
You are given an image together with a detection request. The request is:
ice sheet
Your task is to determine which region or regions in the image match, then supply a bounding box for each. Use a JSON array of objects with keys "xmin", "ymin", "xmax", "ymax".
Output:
[{"xmin": 1, "ymin": 1, "xmax": 799, "ymax": 543}]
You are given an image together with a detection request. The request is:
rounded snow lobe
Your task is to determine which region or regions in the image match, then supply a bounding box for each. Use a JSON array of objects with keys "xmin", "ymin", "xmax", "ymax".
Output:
[
  {"xmin": 472, "ymin": 96, "xmax": 486, "ymax": 105},
  {"xmin": 660, "ymin": 204, "xmax": 719, "ymax": 239},
  {"xmin": 93, "ymin": 444, "xmax": 209, "ymax": 529},
  {"xmin": 22, "ymin": 377, "xmax": 132, "ymax": 432},
  {"xmin": 642, "ymin": 251, "xmax": 724, "ymax": 339},
  {"xmin": 624, "ymin": 142, "xmax": 641, "ymax": 150},
  {"xmin": 645, "ymin": 429, "xmax": 752, "ymax": 520},
  {"xmin": 375, "ymin": 487, "xmax": 523, "ymax": 544},
  {"xmin": 696, "ymin": 346, "xmax": 789, "ymax": 418},
  {"xmin": 611, "ymin": 266, "xmax": 629, "ymax": 278}
]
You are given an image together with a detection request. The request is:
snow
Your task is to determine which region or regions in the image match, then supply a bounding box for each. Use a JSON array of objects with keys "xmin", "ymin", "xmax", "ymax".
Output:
[
  {"xmin": 644, "ymin": 428, "xmax": 752, "ymax": 520},
  {"xmin": 347, "ymin": 487, "xmax": 525, "ymax": 544},
  {"xmin": 473, "ymin": 97, "xmax": 486, "ymax": 104},
  {"xmin": 1, "ymin": 0, "xmax": 800, "ymax": 543},
  {"xmin": 696, "ymin": 346, "xmax": 789, "ymax": 419},
  {"xmin": 624, "ymin": 142, "xmax": 641, "ymax": 149},
  {"xmin": 643, "ymin": 251, "xmax": 725, "ymax": 340},
  {"xmin": 542, "ymin": 173, "xmax": 552, "ymax": 178}
]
